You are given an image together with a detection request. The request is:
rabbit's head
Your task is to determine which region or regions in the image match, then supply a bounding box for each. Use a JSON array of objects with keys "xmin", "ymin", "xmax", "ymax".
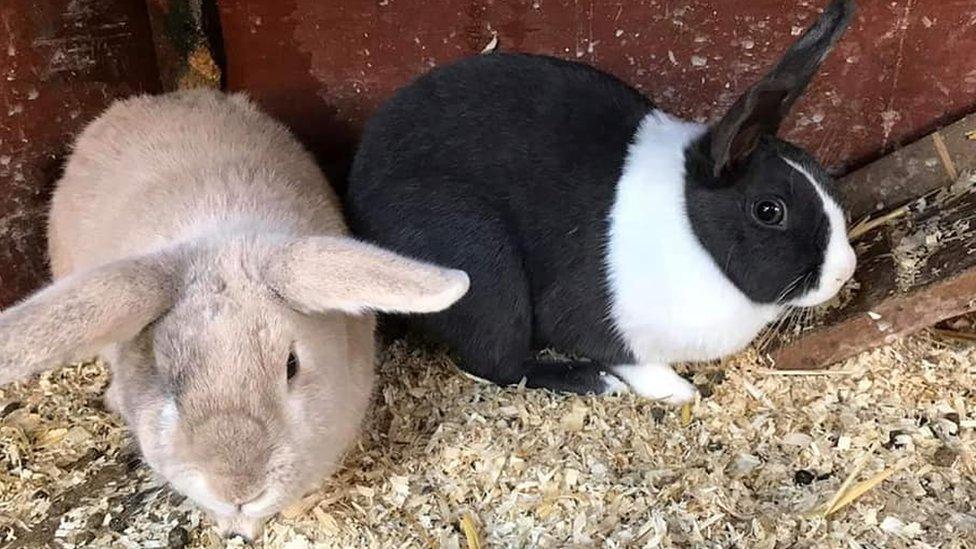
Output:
[
  {"xmin": 684, "ymin": 0, "xmax": 858, "ymax": 308},
  {"xmin": 0, "ymin": 234, "xmax": 469, "ymax": 539}
]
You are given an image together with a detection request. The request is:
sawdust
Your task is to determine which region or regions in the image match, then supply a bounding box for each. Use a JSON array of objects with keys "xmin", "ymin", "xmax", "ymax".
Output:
[{"xmin": 1, "ymin": 332, "xmax": 974, "ymax": 548}]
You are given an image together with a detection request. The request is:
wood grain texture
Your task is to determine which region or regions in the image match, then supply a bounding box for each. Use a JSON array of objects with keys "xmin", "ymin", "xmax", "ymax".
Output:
[{"xmin": 0, "ymin": 0, "xmax": 160, "ymax": 307}]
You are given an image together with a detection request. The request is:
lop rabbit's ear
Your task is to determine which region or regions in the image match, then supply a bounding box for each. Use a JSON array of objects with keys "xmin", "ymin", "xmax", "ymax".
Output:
[
  {"xmin": 263, "ymin": 236, "xmax": 470, "ymax": 315},
  {"xmin": 709, "ymin": 0, "xmax": 856, "ymax": 176},
  {"xmin": 0, "ymin": 256, "xmax": 176, "ymax": 386}
]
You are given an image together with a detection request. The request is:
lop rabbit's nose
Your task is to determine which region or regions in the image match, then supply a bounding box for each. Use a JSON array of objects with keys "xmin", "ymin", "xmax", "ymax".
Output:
[{"xmin": 191, "ymin": 412, "xmax": 272, "ymax": 502}]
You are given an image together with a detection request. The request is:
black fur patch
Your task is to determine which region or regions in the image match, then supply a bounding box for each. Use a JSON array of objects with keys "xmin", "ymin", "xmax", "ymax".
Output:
[{"xmin": 346, "ymin": 53, "xmax": 644, "ymax": 389}]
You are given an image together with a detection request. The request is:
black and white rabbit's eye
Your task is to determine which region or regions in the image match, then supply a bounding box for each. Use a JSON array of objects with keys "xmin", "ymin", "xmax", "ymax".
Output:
[
  {"xmin": 286, "ymin": 351, "xmax": 299, "ymax": 381},
  {"xmin": 751, "ymin": 198, "xmax": 787, "ymax": 227}
]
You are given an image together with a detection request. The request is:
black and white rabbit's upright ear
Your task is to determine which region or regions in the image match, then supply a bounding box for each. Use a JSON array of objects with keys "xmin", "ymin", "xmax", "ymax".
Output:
[{"xmin": 709, "ymin": 0, "xmax": 856, "ymax": 176}]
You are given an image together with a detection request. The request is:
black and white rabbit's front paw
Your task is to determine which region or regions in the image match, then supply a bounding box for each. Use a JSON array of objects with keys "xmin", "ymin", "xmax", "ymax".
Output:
[{"xmin": 610, "ymin": 364, "xmax": 698, "ymax": 405}]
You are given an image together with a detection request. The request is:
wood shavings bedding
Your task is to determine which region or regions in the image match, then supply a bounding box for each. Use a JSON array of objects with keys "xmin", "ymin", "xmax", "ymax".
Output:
[{"xmin": 1, "ymin": 334, "xmax": 974, "ymax": 548}]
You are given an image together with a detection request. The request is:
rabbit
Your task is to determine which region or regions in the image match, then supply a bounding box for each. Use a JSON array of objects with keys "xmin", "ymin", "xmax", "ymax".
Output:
[
  {"xmin": 345, "ymin": 0, "xmax": 857, "ymax": 405},
  {"xmin": 0, "ymin": 89, "xmax": 469, "ymax": 540}
]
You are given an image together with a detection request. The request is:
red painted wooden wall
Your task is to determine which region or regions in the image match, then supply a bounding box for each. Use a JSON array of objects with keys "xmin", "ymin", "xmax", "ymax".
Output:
[
  {"xmin": 216, "ymin": 0, "xmax": 976, "ymax": 186},
  {"xmin": 0, "ymin": 0, "xmax": 160, "ymax": 307}
]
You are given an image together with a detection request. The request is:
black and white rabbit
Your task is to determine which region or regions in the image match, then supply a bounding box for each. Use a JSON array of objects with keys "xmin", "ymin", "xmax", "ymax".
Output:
[{"xmin": 346, "ymin": 0, "xmax": 858, "ymax": 404}]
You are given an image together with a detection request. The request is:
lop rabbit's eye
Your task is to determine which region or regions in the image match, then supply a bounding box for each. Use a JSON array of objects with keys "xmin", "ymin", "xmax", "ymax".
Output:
[
  {"xmin": 286, "ymin": 351, "xmax": 299, "ymax": 381},
  {"xmin": 752, "ymin": 197, "xmax": 786, "ymax": 227}
]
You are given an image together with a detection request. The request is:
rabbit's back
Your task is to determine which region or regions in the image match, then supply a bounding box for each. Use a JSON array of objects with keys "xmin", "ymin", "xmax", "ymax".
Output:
[
  {"xmin": 49, "ymin": 90, "xmax": 344, "ymax": 278},
  {"xmin": 350, "ymin": 53, "xmax": 652, "ymax": 212}
]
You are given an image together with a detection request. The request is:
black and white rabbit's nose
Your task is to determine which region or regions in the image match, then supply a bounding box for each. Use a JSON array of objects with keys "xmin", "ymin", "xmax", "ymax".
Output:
[
  {"xmin": 843, "ymin": 253, "xmax": 857, "ymax": 279},
  {"xmin": 831, "ymin": 242, "xmax": 858, "ymax": 282}
]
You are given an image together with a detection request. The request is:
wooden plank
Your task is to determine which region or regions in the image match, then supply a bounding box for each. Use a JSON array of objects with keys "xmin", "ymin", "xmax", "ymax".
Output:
[
  {"xmin": 839, "ymin": 113, "xmax": 976, "ymax": 221},
  {"xmin": 0, "ymin": 0, "xmax": 161, "ymax": 308},
  {"xmin": 144, "ymin": 0, "xmax": 221, "ymax": 91}
]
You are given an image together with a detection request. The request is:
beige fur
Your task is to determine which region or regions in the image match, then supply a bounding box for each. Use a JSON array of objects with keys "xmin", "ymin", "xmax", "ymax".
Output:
[{"xmin": 0, "ymin": 90, "xmax": 469, "ymax": 539}]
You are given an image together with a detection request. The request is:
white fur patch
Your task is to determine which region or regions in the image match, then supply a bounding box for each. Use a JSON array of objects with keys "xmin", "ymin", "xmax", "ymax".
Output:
[
  {"xmin": 779, "ymin": 157, "xmax": 856, "ymax": 307},
  {"xmin": 598, "ymin": 370, "xmax": 629, "ymax": 395},
  {"xmin": 605, "ymin": 110, "xmax": 781, "ymax": 364},
  {"xmin": 611, "ymin": 363, "xmax": 697, "ymax": 405},
  {"xmin": 159, "ymin": 399, "xmax": 180, "ymax": 431}
]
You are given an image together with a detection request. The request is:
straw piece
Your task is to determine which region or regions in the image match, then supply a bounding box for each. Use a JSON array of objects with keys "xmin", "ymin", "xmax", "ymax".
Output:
[
  {"xmin": 847, "ymin": 204, "xmax": 910, "ymax": 241},
  {"xmin": 459, "ymin": 512, "xmax": 482, "ymax": 549},
  {"xmin": 824, "ymin": 466, "xmax": 901, "ymax": 517},
  {"xmin": 931, "ymin": 132, "xmax": 958, "ymax": 181},
  {"xmin": 822, "ymin": 442, "xmax": 880, "ymax": 515},
  {"xmin": 480, "ymin": 33, "xmax": 499, "ymax": 54},
  {"xmin": 280, "ymin": 494, "xmax": 320, "ymax": 519},
  {"xmin": 177, "ymin": 45, "xmax": 221, "ymax": 90}
]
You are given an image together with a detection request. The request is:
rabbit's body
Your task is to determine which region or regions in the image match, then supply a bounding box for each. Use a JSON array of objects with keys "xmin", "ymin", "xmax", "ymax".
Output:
[
  {"xmin": 0, "ymin": 90, "xmax": 469, "ymax": 539},
  {"xmin": 348, "ymin": 1, "xmax": 857, "ymax": 402}
]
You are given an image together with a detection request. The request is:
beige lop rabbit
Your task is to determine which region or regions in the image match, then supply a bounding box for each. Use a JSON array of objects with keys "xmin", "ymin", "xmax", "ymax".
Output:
[{"xmin": 0, "ymin": 89, "xmax": 469, "ymax": 539}]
